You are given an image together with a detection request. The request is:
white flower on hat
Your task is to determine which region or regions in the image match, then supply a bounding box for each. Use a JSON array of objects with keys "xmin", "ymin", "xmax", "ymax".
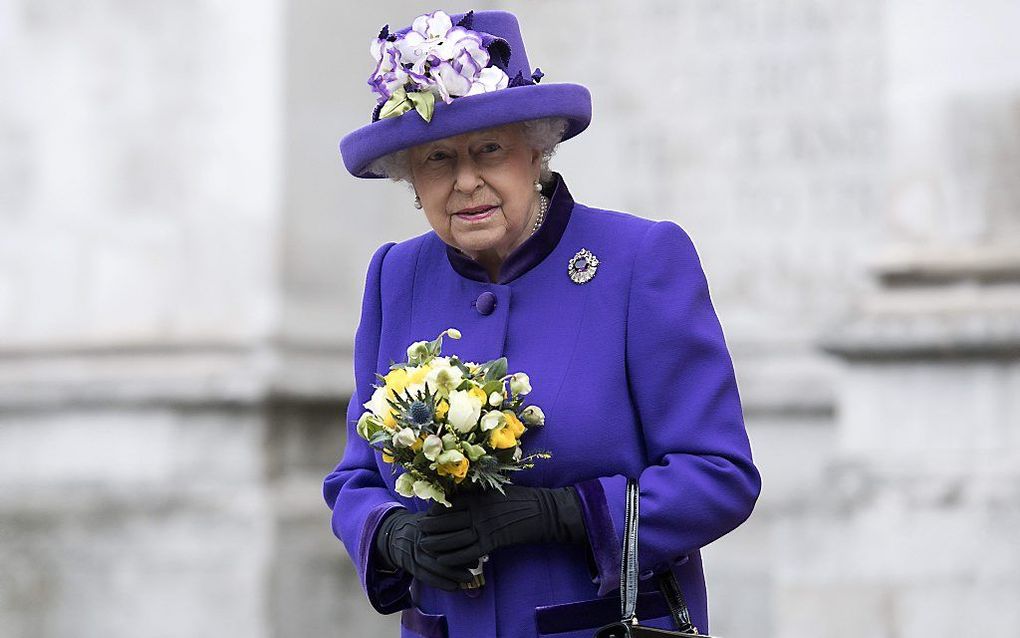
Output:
[
  {"xmin": 368, "ymin": 43, "xmax": 408, "ymax": 101},
  {"xmin": 397, "ymin": 12, "xmax": 469, "ymax": 68},
  {"xmin": 466, "ymin": 66, "xmax": 510, "ymax": 96},
  {"xmin": 432, "ymin": 60, "xmax": 474, "ymax": 102}
]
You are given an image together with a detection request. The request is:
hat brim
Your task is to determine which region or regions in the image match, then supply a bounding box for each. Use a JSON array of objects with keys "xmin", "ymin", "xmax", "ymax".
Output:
[{"xmin": 339, "ymin": 83, "xmax": 592, "ymax": 179}]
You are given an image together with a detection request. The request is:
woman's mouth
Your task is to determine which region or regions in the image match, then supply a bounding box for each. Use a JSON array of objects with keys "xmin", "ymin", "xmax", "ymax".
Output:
[{"xmin": 455, "ymin": 205, "xmax": 497, "ymax": 222}]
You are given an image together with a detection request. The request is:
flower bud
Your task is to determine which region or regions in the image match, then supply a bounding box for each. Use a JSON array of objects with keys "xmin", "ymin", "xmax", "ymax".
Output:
[
  {"xmin": 392, "ymin": 427, "xmax": 417, "ymax": 448},
  {"xmin": 406, "ymin": 340, "xmax": 430, "ymax": 362},
  {"xmin": 395, "ymin": 473, "xmax": 415, "ymax": 498},
  {"xmin": 356, "ymin": 411, "xmax": 380, "ymax": 440},
  {"xmin": 520, "ymin": 405, "xmax": 545, "ymax": 426},
  {"xmin": 422, "ymin": 434, "xmax": 444, "ymax": 461},
  {"xmin": 510, "ymin": 372, "xmax": 532, "ymax": 395}
]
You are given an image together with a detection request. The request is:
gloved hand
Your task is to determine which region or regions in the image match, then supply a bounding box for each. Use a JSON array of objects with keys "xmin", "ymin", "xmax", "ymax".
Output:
[
  {"xmin": 418, "ymin": 485, "xmax": 587, "ymax": 566},
  {"xmin": 373, "ymin": 508, "xmax": 479, "ymax": 591}
]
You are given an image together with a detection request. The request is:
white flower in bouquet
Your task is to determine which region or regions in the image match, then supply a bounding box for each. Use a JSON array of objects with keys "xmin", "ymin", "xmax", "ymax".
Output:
[
  {"xmin": 412, "ymin": 479, "xmax": 450, "ymax": 507},
  {"xmin": 392, "ymin": 427, "xmax": 417, "ymax": 448},
  {"xmin": 425, "ymin": 357, "xmax": 465, "ymax": 395},
  {"xmin": 480, "ymin": 410, "xmax": 506, "ymax": 432},
  {"xmin": 395, "ymin": 472, "xmax": 416, "ymax": 498},
  {"xmin": 488, "ymin": 391, "xmax": 503, "ymax": 407},
  {"xmin": 422, "ymin": 434, "xmax": 444, "ymax": 461},
  {"xmin": 406, "ymin": 340, "xmax": 431, "ymax": 363},
  {"xmin": 510, "ymin": 372, "xmax": 532, "ymax": 395},
  {"xmin": 447, "ymin": 388, "xmax": 484, "ymax": 433},
  {"xmin": 364, "ymin": 386, "xmax": 387, "ymax": 418}
]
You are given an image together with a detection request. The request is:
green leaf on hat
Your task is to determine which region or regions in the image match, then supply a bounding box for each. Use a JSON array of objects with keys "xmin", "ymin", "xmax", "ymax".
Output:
[
  {"xmin": 379, "ymin": 88, "xmax": 413, "ymax": 120},
  {"xmin": 407, "ymin": 90, "xmax": 435, "ymax": 123}
]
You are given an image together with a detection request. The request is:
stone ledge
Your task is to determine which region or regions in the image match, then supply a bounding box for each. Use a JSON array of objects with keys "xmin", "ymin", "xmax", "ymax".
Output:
[
  {"xmin": 820, "ymin": 290, "xmax": 1020, "ymax": 360},
  {"xmin": 0, "ymin": 340, "xmax": 354, "ymax": 409},
  {"xmin": 872, "ymin": 244, "xmax": 1020, "ymax": 286}
]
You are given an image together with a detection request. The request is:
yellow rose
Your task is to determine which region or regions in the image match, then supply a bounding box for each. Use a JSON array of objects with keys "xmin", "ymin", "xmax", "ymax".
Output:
[
  {"xmin": 489, "ymin": 426, "xmax": 517, "ymax": 449},
  {"xmin": 436, "ymin": 450, "xmax": 470, "ymax": 483},
  {"xmin": 382, "ymin": 448, "xmax": 395, "ymax": 463},
  {"xmin": 468, "ymin": 386, "xmax": 488, "ymax": 406},
  {"xmin": 383, "ymin": 368, "xmax": 409, "ymax": 395},
  {"xmin": 503, "ymin": 411, "xmax": 526, "ymax": 438},
  {"xmin": 435, "ymin": 399, "xmax": 449, "ymax": 420},
  {"xmin": 406, "ymin": 364, "xmax": 431, "ymax": 387},
  {"xmin": 411, "ymin": 435, "xmax": 425, "ymax": 452},
  {"xmin": 439, "ymin": 458, "xmax": 469, "ymax": 482}
]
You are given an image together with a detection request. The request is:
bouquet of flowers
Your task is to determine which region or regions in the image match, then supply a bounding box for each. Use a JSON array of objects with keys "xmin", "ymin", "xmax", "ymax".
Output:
[{"xmin": 355, "ymin": 328, "xmax": 549, "ymax": 508}]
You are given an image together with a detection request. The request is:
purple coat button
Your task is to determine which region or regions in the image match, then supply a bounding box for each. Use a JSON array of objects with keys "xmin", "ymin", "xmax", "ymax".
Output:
[{"xmin": 474, "ymin": 291, "xmax": 497, "ymax": 316}]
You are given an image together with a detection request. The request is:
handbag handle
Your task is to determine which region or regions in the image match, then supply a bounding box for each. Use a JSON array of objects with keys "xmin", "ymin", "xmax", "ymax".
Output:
[{"xmin": 622, "ymin": 479, "xmax": 700, "ymax": 634}]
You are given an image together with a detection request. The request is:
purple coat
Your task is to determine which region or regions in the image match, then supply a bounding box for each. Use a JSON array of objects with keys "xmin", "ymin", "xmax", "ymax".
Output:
[{"xmin": 323, "ymin": 174, "xmax": 761, "ymax": 638}]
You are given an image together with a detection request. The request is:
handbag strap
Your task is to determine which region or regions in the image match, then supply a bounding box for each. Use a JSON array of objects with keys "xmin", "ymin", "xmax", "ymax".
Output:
[
  {"xmin": 620, "ymin": 479, "xmax": 641, "ymax": 623},
  {"xmin": 622, "ymin": 478, "xmax": 700, "ymax": 634}
]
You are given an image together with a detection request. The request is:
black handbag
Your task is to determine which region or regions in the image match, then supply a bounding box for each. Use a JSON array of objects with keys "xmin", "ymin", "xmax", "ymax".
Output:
[{"xmin": 593, "ymin": 479, "xmax": 716, "ymax": 638}]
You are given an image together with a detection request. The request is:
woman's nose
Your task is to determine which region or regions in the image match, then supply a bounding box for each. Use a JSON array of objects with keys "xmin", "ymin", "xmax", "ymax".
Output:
[{"xmin": 453, "ymin": 158, "xmax": 484, "ymax": 194}]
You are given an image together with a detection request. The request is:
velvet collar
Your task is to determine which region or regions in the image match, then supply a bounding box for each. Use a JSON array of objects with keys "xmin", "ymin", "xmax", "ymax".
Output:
[{"xmin": 444, "ymin": 172, "xmax": 574, "ymax": 284}]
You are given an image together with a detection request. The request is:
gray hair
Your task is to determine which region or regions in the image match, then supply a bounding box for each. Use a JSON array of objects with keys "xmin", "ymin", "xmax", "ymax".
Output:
[{"xmin": 367, "ymin": 116, "xmax": 570, "ymax": 185}]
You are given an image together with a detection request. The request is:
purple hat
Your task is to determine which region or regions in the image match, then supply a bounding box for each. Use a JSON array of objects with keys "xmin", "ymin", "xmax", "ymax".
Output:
[{"xmin": 339, "ymin": 9, "xmax": 592, "ymax": 179}]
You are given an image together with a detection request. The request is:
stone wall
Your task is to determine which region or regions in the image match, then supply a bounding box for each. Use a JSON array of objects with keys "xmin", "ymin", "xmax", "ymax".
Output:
[{"xmin": 1, "ymin": 1, "xmax": 1016, "ymax": 636}]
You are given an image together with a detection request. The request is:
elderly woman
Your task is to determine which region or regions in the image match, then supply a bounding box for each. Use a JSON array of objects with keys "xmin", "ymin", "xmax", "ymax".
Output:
[{"xmin": 323, "ymin": 10, "xmax": 760, "ymax": 638}]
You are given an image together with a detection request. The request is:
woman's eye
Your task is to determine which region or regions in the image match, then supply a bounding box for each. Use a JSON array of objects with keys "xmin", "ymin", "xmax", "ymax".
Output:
[
  {"xmin": 481, "ymin": 143, "xmax": 500, "ymax": 153},
  {"xmin": 427, "ymin": 151, "xmax": 449, "ymax": 161}
]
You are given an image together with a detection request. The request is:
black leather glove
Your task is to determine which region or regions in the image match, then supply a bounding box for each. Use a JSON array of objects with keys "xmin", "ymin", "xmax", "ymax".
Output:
[
  {"xmin": 417, "ymin": 485, "xmax": 588, "ymax": 566},
  {"xmin": 373, "ymin": 508, "xmax": 479, "ymax": 591}
]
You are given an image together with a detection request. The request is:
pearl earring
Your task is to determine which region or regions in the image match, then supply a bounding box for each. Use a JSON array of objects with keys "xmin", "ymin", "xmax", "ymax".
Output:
[
  {"xmin": 533, "ymin": 180, "xmax": 542, "ymax": 192},
  {"xmin": 413, "ymin": 195, "xmax": 422, "ymax": 209}
]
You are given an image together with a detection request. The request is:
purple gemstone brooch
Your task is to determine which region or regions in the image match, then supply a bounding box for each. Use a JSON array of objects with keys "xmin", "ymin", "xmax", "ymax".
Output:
[{"xmin": 567, "ymin": 248, "xmax": 599, "ymax": 284}]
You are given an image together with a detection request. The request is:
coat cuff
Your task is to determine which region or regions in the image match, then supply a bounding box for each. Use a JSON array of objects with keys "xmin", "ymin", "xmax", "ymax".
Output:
[
  {"xmin": 359, "ymin": 502, "xmax": 413, "ymax": 614},
  {"xmin": 573, "ymin": 476, "xmax": 627, "ymax": 596}
]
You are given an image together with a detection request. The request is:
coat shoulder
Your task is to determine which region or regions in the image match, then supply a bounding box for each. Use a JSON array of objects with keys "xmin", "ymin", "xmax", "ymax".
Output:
[
  {"xmin": 570, "ymin": 202, "xmax": 691, "ymax": 258},
  {"xmin": 369, "ymin": 230, "xmax": 433, "ymax": 289}
]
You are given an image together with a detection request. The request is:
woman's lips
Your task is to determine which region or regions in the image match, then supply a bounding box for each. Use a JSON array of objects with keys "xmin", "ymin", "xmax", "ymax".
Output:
[{"xmin": 455, "ymin": 205, "xmax": 497, "ymax": 221}]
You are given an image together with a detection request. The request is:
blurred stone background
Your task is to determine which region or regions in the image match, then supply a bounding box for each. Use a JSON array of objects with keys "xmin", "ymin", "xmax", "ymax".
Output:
[{"xmin": 1, "ymin": 0, "xmax": 1018, "ymax": 636}]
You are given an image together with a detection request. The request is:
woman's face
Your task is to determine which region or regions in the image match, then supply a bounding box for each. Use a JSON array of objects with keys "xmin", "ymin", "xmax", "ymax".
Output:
[{"xmin": 409, "ymin": 124, "xmax": 542, "ymax": 263}]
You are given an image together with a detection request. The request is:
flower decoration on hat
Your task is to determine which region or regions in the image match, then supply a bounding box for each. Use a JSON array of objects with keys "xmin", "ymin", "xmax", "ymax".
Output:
[{"xmin": 368, "ymin": 10, "xmax": 538, "ymax": 123}]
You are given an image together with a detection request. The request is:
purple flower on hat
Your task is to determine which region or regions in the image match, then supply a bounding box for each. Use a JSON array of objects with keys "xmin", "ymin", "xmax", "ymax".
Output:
[
  {"xmin": 465, "ymin": 67, "xmax": 509, "ymax": 96},
  {"xmin": 366, "ymin": 9, "xmax": 510, "ymax": 118},
  {"xmin": 368, "ymin": 43, "xmax": 407, "ymax": 100}
]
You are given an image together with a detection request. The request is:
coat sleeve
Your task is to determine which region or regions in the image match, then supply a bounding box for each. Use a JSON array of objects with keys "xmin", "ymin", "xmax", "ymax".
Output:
[
  {"xmin": 572, "ymin": 220, "xmax": 762, "ymax": 597},
  {"xmin": 322, "ymin": 241, "xmax": 413, "ymax": 614}
]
